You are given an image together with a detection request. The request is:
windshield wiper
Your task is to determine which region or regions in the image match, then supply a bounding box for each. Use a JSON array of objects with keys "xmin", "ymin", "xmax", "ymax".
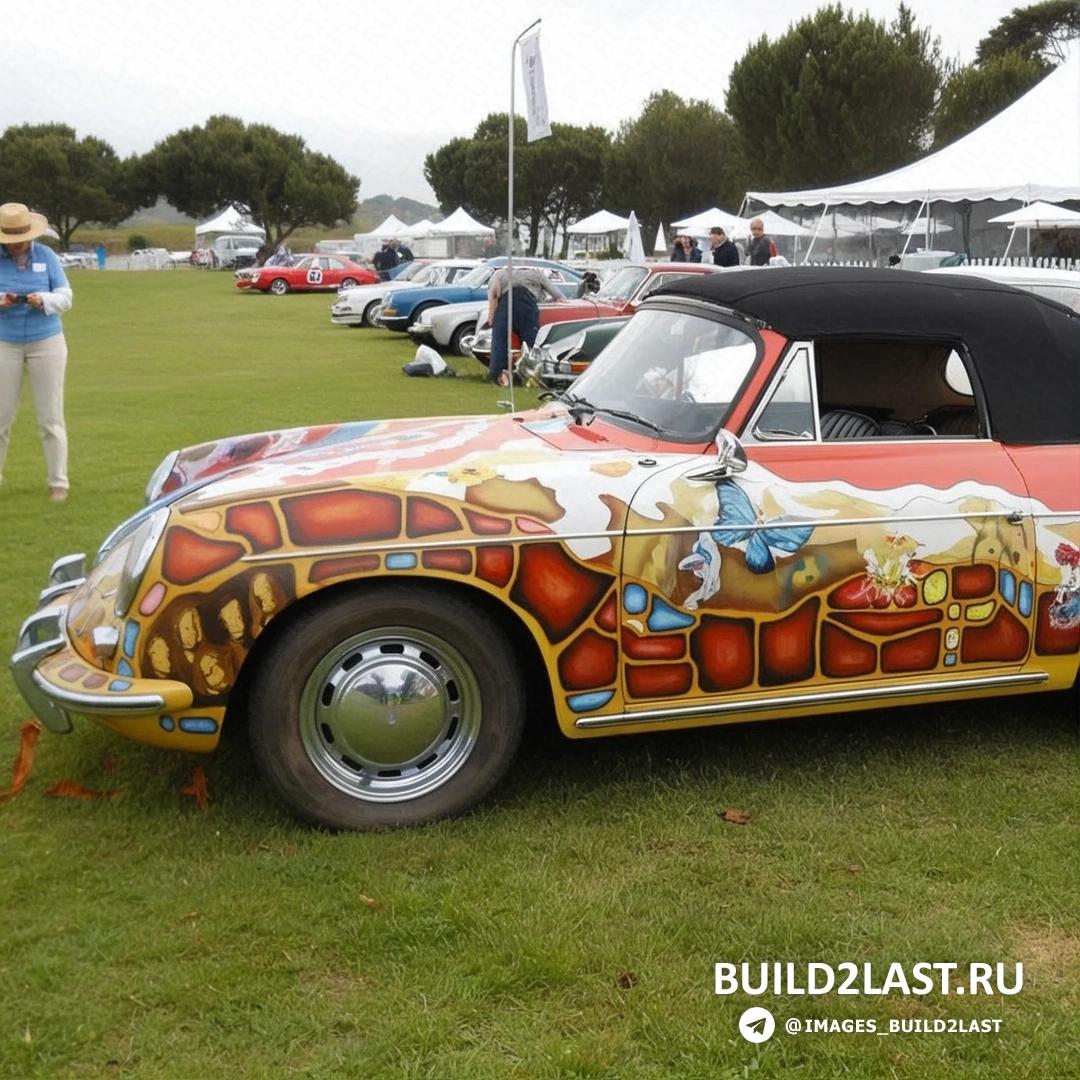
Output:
[{"xmin": 565, "ymin": 396, "xmax": 663, "ymax": 436}]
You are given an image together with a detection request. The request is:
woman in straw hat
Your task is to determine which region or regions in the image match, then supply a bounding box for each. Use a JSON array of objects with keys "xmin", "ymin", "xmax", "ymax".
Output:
[{"xmin": 0, "ymin": 202, "xmax": 73, "ymax": 500}]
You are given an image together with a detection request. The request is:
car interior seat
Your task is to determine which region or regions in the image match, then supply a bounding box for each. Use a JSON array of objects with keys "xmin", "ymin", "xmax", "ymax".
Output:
[{"xmin": 819, "ymin": 409, "xmax": 881, "ymax": 439}]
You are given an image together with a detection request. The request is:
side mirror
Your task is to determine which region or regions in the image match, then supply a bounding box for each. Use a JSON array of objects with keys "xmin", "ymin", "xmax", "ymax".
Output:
[{"xmin": 687, "ymin": 429, "xmax": 748, "ymax": 481}]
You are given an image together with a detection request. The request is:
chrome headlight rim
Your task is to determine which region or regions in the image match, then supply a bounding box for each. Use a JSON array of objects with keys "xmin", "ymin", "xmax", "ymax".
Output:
[{"xmin": 113, "ymin": 507, "xmax": 170, "ymax": 617}]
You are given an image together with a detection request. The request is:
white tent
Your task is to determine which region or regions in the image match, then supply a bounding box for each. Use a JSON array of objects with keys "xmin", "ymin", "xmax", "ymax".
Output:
[
  {"xmin": 427, "ymin": 207, "xmax": 495, "ymax": 238},
  {"xmin": 987, "ymin": 200, "xmax": 1080, "ymax": 228},
  {"xmin": 194, "ymin": 206, "xmax": 265, "ymax": 237},
  {"xmin": 369, "ymin": 213, "xmax": 413, "ymax": 238},
  {"xmin": 566, "ymin": 209, "xmax": 630, "ymax": 235},
  {"xmin": 756, "ymin": 210, "xmax": 812, "ymax": 237},
  {"xmin": 403, "ymin": 218, "xmax": 438, "ymax": 237},
  {"xmin": 672, "ymin": 206, "xmax": 751, "ymax": 237},
  {"xmin": 747, "ymin": 51, "xmax": 1080, "ymax": 207}
]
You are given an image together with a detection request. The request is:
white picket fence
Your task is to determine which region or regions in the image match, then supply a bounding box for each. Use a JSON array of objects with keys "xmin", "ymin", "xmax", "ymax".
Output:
[{"xmin": 801, "ymin": 255, "xmax": 1080, "ymax": 272}]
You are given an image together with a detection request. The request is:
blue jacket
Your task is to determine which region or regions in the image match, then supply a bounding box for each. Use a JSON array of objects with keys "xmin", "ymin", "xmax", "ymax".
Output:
[{"xmin": 0, "ymin": 242, "xmax": 70, "ymax": 342}]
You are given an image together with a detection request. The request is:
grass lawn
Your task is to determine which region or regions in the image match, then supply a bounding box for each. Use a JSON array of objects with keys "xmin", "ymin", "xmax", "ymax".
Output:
[{"xmin": 1, "ymin": 270, "xmax": 1077, "ymax": 1079}]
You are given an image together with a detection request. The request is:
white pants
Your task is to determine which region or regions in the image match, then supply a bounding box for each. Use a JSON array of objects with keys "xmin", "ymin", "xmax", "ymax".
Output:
[{"xmin": 0, "ymin": 333, "xmax": 69, "ymax": 490}]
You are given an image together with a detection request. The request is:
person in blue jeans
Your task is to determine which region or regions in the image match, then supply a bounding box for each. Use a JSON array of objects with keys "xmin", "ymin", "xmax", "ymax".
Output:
[
  {"xmin": 0, "ymin": 203, "xmax": 73, "ymax": 501},
  {"xmin": 485, "ymin": 266, "xmax": 568, "ymax": 386}
]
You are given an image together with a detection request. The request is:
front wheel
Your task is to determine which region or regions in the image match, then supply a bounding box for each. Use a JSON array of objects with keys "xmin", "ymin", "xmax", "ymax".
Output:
[
  {"xmin": 268, "ymin": 278, "xmax": 290, "ymax": 296},
  {"xmin": 449, "ymin": 320, "xmax": 478, "ymax": 357},
  {"xmin": 362, "ymin": 300, "xmax": 382, "ymax": 328},
  {"xmin": 248, "ymin": 585, "xmax": 525, "ymax": 830}
]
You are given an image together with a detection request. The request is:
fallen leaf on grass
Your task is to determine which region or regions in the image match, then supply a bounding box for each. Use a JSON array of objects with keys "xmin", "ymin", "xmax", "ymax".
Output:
[
  {"xmin": 179, "ymin": 766, "xmax": 210, "ymax": 808},
  {"xmin": 616, "ymin": 972, "xmax": 638, "ymax": 991},
  {"xmin": 45, "ymin": 780, "xmax": 124, "ymax": 799},
  {"xmin": 358, "ymin": 893, "xmax": 383, "ymax": 911},
  {"xmin": 722, "ymin": 809, "xmax": 751, "ymax": 825},
  {"xmin": 100, "ymin": 753, "xmax": 119, "ymax": 774},
  {"xmin": 0, "ymin": 720, "xmax": 42, "ymax": 803}
]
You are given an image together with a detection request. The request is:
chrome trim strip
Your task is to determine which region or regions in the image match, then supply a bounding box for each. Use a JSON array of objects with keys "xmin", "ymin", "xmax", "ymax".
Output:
[
  {"xmin": 241, "ymin": 509, "xmax": 1039, "ymax": 563},
  {"xmin": 28, "ymin": 670, "xmax": 168, "ymax": 716},
  {"xmin": 573, "ymin": 672, "xmax": 1049, "ymax": 729}
]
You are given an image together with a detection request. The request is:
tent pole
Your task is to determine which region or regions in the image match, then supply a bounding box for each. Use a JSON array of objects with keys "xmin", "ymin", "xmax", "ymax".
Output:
[
  {"xmin": 900, "ymin": 197, "xmax": 927, "ymax": 257},
  {"xmin": 804, "ymin": 202, "xmax": 829, "ymax": 263}
]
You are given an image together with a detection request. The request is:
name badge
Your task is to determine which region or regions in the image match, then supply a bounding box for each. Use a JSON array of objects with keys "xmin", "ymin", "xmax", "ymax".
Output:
[{"xmin": 32, "ymin": 263, "xmax": 46, "ymax": 272}]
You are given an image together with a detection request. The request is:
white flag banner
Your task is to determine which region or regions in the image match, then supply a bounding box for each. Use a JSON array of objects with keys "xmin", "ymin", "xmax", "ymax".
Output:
[{"xmin": 520, "ymin": 32, "xmax": 551, "ymax": 141}]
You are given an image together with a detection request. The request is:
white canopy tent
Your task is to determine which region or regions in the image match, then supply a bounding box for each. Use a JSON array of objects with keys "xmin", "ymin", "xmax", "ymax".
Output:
[
  {"xmin": 988, "ymin": 200, "xmax": 1080, "ymax": 256},
  {"xmin": 427, "ymin": 207, "xmax": 495, "ymax": 238},
  {"xmin": 987, "ymin": 200, "xmax": 1080, "ymax": 228},
  {"xmin": 672, "ymin": 206, "xmax": 751, "ymax": 237},
  {"xmin": 194, "ymin": 206, "xmax": 265, "ymax": 239},
  {"xmin": 369, "ymin": 213, "xmax": 413, "ymax": 238},
  {"xmin": 403, "ymin": 218, "xmax": 437, "ymax": 237},
  {"xmin": 566, "ymin": 209, "xmax": 630, "ymax": 234},
  {"xmin": 746, "ymin": 51, "xmax": 1080, "ymax": 209}
]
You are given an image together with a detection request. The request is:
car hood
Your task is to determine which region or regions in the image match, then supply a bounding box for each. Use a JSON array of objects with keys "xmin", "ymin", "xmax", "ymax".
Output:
[
  {"xmin": 386, "ymin": 285, "xmax": 480, "ymax": 311},
  {"xmin": 165, "ymin": 410, "xmax": 659, "ymax": 502}
]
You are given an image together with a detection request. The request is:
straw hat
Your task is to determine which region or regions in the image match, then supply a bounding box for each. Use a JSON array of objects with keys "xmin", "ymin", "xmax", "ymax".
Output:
[{"xmin": 0, "ymin": 203, "xmax": 49, "ymax": 243}]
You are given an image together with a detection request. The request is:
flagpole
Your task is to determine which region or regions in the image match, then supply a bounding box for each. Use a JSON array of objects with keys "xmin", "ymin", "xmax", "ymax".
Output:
[{"xmin": 505, "ymin": 18, "xmax": 541, "ymax": 412}]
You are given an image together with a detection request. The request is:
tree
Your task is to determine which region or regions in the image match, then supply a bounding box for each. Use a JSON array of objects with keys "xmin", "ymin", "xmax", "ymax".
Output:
[
  {"xmin": 423, "ymin": 116, "xmax": 610, "ymax": 255},
  {"xmin": 725, "ymin": 3, "xmax": 945, "ymax": 191},
  {"xmin": 933, "ymin": 50, "xmax": 1046, "ymax": 148},
  {"xmin": 932, "ymin": 2, "xmax": 1079, "ymax": 150},
  {"xmin": 976, "ymin": 0, "xmax": 1080, "ymax": 67},
  {"xmin": 604, "ymin": 91, "xmax": 747, "ymax": 247},
  {"xmin": 0, "ymin": 123, "xmax": 145, "ymax": 248},
  {"xmin": 140, "ymin": 116, "xmax": 358, "ymax": 249}
]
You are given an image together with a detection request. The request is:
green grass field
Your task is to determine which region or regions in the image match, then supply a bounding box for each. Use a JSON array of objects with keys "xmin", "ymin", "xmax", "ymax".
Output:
[{"xmin": 0, "ymin": 271, "xmax": 1077, "ymax": 1079}]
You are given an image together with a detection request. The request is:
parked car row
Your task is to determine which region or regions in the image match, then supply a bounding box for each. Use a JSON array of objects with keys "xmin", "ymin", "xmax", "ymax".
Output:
[
  {"xmin": 331, "ymin": 258, "xmax": 1080, "ymax": 393},
  {"xmin": 13, "ymin": 267, "xmax": 1078, "ymax": 832},
  {"xmin": 330, "ymin": 259, "xmax": 481, "ymax": 327}
]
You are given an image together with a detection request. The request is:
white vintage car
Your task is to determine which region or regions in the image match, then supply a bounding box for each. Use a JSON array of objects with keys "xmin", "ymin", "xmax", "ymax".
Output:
[
  {"xmin": 330, "ymin": 259, "xmax": 480, "ymax": 327},
  {"xmin": 407, "ymin": 297, "xmax": 490, "ymax": 356},
  {"xmin": 925, "ymin": 263, "xmax": 1080, "ymax": 311}
]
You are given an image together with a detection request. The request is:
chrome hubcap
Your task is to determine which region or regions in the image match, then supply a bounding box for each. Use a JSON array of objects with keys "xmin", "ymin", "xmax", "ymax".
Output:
[{"xmin": 299, "ymin": 627, "xmax": 481, "ymax": 803}]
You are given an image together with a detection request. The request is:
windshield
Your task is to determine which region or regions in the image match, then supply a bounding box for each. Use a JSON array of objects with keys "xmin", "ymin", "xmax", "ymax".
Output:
[
  {"xmin": 565, "ymin": 307, "xmax": 761, "ymax": 442},
  {"xmin": 458, "ymin": 265, "xmax": 494, "ymax": 288},
  {"xmin": 595, "ymin": 266, "xmax": 650, "ymax": 303},
  {"xmin": 395, "ymin": 261, "xmax": 430, "ymax": 283}
]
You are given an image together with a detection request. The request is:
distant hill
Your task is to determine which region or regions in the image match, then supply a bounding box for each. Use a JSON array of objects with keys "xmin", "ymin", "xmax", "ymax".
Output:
[
  {"xmin": 121, "ymin": 194, "xmax": 441, "ymax": 233},
  {"xmin": 122, "ymin": 198, "xmax": 198, "ymax": 227}
]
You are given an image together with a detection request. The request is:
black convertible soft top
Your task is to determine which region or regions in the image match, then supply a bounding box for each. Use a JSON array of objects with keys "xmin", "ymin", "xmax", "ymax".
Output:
[{"xmin": 651, "ymin": 267, "xmax": 1080, "ymax": 444}]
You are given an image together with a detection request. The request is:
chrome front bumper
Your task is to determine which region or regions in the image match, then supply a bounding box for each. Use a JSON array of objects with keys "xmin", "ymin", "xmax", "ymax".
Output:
[{"xmin": 10, "ymin": 552, "xmax": 192, "ymax": 734}]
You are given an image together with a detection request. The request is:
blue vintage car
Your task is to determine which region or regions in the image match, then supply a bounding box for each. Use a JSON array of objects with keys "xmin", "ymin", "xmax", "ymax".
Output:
[{"xmin": 378, "ymin": 257, "xmax": 584, "ymax": 332}]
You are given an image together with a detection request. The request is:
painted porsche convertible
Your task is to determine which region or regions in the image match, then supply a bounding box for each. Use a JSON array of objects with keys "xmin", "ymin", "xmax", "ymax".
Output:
[{"xmin": 11, "ymin": 269, "xmax": 1079, "ymax": 831}]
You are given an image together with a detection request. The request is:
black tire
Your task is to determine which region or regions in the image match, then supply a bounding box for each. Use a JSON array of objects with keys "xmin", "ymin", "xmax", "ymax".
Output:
[
  {"xmin": 449, "ymin": 320, "xmax": 478, "ymax": 357},
  {"xmin": 341, "ymin": 277, "xmax": 359, "ymax": 288},
  {"xmin": 361, "ymin": 300, "xmax": 382, "ymax": 328},
  {"xmin": 408, "ymin": 301, "xmax": 440, "ymax": 327},
  {"xmin": 269, "ymin": 278, "xmax": 290, "ymax": 296},
  {"xmin": 248, "ymin": 584, "xmax": 525, "ymax": 830}
]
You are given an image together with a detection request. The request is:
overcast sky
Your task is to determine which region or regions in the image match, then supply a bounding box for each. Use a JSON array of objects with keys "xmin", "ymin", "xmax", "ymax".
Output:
[{"xmin": 7, "ymin": 0, "xmax": 1020, "ymax": 205}]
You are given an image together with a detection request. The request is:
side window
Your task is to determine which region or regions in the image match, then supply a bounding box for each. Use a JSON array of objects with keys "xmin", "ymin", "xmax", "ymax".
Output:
[
  {"xmin": 815, "ymin": 340, "xmax": 983, "ymax": 440},
  {"xmin": 749, "ymin": 347, "xmax": 815, "ymax": 441}
]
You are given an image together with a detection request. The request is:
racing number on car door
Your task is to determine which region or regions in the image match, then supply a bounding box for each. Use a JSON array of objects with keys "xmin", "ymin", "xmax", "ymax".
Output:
[{"xmin": 307, "ymin": 267, "xmax": 323, "ymax": 285}]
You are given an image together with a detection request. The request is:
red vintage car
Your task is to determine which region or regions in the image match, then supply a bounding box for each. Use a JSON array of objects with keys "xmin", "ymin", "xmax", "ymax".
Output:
[
  {"xmin": 236, "ymin": 255, "xmax": 378, "ymax": 295},
  {"xmin": 469, "ymin": 262, "xmax": 721, "ymax": 365}
]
